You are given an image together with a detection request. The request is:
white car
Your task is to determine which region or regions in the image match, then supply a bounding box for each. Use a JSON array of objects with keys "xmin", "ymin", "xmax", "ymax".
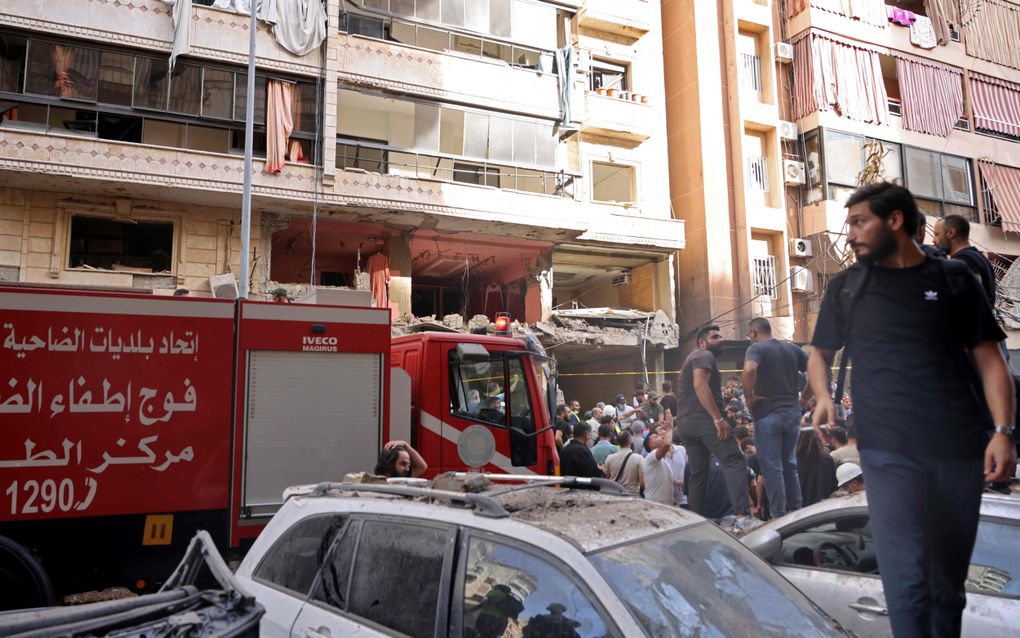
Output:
[
  {"xmin": 741, "ymin": 487, "xmax": 1020, "ymax": 637},
  {"xmin": 235, "ymin": 475, "xmax": 852, "ymax": 637}
]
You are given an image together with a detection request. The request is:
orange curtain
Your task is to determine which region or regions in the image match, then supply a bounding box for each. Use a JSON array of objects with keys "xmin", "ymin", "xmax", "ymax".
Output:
[
  {"xmin": 265, "ymin": 79, "xmax": 294, "ymax": 174},
  {"xmin": 286, "ymin": 84, "xmax": 307, "ymax": 163},
  {"xmin": 52, "ymin": 45, "xmax": 74, "ymax": 98}
]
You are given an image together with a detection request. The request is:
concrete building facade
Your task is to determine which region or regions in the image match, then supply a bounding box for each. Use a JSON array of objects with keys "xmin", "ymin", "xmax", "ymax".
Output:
[
  {"xmin": 0, "ymin": 0, "xmax": 685, "ymax": 405},
  {"xmin": 663, "ymin": 0, "xmax": 1020, "ymax": 363}
]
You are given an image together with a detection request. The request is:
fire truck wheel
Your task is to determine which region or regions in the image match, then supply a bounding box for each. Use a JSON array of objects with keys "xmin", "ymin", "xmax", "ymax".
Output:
[{"xmin": 0, "ymin": 535, "xmax": 54, "ymax": 611}]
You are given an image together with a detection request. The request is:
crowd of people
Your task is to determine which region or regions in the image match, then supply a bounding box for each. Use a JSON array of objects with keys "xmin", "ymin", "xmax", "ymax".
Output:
[{"xmin": 552, "ymin": 345, "xmax": 865, "ymax": 531}]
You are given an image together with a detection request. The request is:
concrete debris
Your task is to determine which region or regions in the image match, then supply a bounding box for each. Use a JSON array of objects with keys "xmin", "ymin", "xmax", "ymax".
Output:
[
  {"xmin": 64, "ymin": 587, "xmax": 137, "ymax": 605},
  {"xmin": 430, "ymin": 472, "xmax": 491, "ymax": 493},
  {"xmin": 442, "ymin": 313, "xmax": 465, "ymax": 329},
  {"xmin": 467, "ymin": 314, "xmax": 490, "ymax": 331},
  {"xmin": 342, "ymin": 472, "xmax": 389, "ymax": 484}
]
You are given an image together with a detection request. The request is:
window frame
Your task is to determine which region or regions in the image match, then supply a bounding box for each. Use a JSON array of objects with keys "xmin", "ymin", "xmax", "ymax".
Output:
[
  {"xmin": 589, "ymin": 58, "xmax": 629, "ymax": 93},
  {"xmin": 449, "ymin": 350, "xmax": 512, "ymax": 429},
  {"xmin": 65, "ymin": 212, "xmax": 178, "ymax": 275},
  {"xmin": 1, "ymin": 31, "xmax": 319, "ymax": 163},
  {"xmin": 251, "ymin": 513, "xmax": 352, "ymax": 599},
  {"xmin": 450, "ymin": 528, "xmax": 621, "ymax": 638},
  {"xmin": 314, "ymin": 514, "xmax": 458, "ymax": 638},
  {"xmin": 591, "ymin": 160, "xmax": 637, "ymax": 205}
]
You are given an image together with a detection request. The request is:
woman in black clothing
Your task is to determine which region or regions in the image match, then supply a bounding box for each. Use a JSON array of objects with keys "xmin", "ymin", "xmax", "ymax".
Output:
[{"xmin": 796, "ymin": 430, "xmax": 837, "ymax": 507}]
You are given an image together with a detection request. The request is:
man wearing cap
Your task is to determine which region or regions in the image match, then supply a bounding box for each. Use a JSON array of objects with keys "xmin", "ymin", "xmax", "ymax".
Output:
[
  {"xmin": 270, "ymin": 287, "xmax": 290, "ymax": 303},
  {"xmin": 831, "ymin": 463, "xmax": 864, "ymax": 496}
]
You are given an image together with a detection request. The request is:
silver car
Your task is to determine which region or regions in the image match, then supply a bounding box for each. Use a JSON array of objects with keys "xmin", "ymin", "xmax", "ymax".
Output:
[
  {"xmin": 741, "ymin": 487, "xmax": 1020, "ymax": 637},
  {"xmin": 235, "ymin": 475, "xmax": 851, "ymax": 637}
]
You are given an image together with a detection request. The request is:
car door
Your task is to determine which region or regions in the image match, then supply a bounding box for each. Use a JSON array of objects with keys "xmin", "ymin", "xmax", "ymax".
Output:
[
  {"xmin": 449, "ymin": 530, "xmax": 621, "ymax": 638},
  {"xmin": 243, "ymin": 514, "xmax": 350, "ymax": 638},
  {"xmin": 290, "ymin": 516, "xmax": 458, "ymax": 638},
  {"xmin": 769, "ymin": 510, "xmax": 893, "ymax": 637}
]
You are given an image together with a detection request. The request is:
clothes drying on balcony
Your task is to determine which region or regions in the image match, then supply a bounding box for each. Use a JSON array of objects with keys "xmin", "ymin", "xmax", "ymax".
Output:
[
  {"xmin": 885, "ymin": 6, "xmax": 916, "ymax": 27},
  {"xmin": 164, "ymin": 0, "xmax": 191, "ymax": 73},
  {"xmin": 787, "ymin": 0, "xmax": 887, "ymax": 28},
  {"xmin": 909, "ymin": 16, "xmax": 938, "ymax": 49}
]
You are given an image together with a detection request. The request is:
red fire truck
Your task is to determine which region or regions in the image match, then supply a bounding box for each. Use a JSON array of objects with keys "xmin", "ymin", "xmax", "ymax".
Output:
[{"xmin": 0, "ymin": 287, "xmax": 558, "ymax": 609}]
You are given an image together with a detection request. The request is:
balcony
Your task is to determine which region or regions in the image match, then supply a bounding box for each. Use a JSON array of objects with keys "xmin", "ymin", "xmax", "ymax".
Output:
[
  {"xmin": 338, "ymin": 34, "xmax": 564, "ymax": 122},
  {"xmin": 578, "ymin": 0, "xmax": 651, "ymax": 41},
  {"xmin": 581, "ymin": 92, "xmax": 653, "ymax": 142},
  {"xmin": 0, "ymin": 0, "xmax": 322, "ymax": 76}
]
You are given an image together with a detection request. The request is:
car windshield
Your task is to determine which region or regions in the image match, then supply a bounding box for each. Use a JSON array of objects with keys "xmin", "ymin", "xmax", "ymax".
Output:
[{"xmin": 589, "ymin": 522, "xmax": 847, "ymax": 637}]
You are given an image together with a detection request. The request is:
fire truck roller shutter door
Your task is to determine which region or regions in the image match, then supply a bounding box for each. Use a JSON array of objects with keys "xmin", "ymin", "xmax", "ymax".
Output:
[{"xmin": 243, "ymin": 351, "xmax": 382, "ymax": 514}]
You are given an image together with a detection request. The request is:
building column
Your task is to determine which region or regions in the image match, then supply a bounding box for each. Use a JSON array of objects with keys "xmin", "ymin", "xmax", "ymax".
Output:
[{"xmin": 388, "ymin": 231, "xmax": 413, "ymax": 317}]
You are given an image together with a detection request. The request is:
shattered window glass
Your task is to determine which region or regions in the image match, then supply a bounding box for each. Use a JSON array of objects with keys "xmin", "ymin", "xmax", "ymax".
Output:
[
  {"xmin": 254, "ymin": 514, "xmax": 347, "ymax": 596},
  {"xmin": 591, "ymin": 522, "xmax": 843, "ymax": 637},
  {"xmin": 459, "ymin": 537, "xmax": 615, "ymax": 638}
]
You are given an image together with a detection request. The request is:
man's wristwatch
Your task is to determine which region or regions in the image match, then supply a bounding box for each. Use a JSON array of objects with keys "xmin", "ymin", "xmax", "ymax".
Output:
[
  {"xmin": 714, "ymin": 417, "xmax": 725, "ymax": 424},
  {"xmin": 993, "ymin": 424, "xmax": 1015, "ymax": 436}
]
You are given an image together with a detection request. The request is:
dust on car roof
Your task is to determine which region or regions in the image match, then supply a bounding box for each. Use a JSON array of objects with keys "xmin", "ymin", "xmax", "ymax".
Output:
[{"xmin": 492, "ymin": 488, "xmax": 703, "ymax": 553}]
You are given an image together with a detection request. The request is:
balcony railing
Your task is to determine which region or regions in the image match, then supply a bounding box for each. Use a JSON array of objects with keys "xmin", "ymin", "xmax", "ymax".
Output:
[
  {"xmin": 740, "ymin": 53, "xmax": 763, "ymax": 93},
  {"xmin": 336, "ymin": 137, "xmax": 579, "ymax": 199},
  {"xmin": 747, "ymin": 155, "xmax": 769, "ymax": 192},
  {"xmin": 752, "ymin": 255, "xmax": 779, "ymax": 300}
]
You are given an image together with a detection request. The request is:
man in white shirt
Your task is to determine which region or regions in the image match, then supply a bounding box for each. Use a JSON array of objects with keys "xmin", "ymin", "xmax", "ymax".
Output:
[
  {"xmin": 642, "ymin": 421, "xmax": 675, "ymax": 505},
  {"xmin": 668, "ymin": 440, "xmax": 689, "ymax": 508}
]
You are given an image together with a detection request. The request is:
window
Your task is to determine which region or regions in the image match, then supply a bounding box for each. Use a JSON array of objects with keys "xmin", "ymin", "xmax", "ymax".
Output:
[
  {"xmin": 506, "ymin": 357, "xmax": 537, "ymax": 467},
  {"xmin": 904, "ymin": 146, "xmax": 975, "ymax": 219},
  {"xmin": 98, "ymin": 51, "xmax": 134, "ymax": 106},
  {"xmin": 338, "ymin": 138, "xmax": 388, "ymax": 173},
  {"xmin": 450, "ymin": 351, "xmax": 509, "ymax": 427},
  {"xmin": 347, "ymin": 520, "xmax": 453, "ymax": 637},
  {"xmin": 309, "ymin": 519, "xmax": 361, "ymax": 610},
  {"xmin": 771, "ymin": 514, "xmax": 875, "ymax": 572},
  {"xmin": 589, "ymin": 59, "xmax": 628, "ymax": 93},
  {"xmin": 459, "ymin": 536, "xmax": 615, "ymax": 638},
  {"xmin": 253, "ymin": 514, "xmax": 348, "ymax": 595},
  {"xmin": 25, "ymin": 41, "xmax": 99, "ymax": 101},
  {"xmin": 0, "ymin": 33, "xmax": 27, "ymax": 93},
  {"xmin": 752, "ymin": 255, "xmax": 779, "ymax": 300},
  {"xmin": 133, "ymin": 57, "xmax": 170, "ymax": 111},
  {"xmin": 592, "ymin": 161, "xmax": 635, "ymax": 204},
  {"xmin": 68, "ymin": 215, "xmax": 174, "ymax": 273},
  {"xmin": 453, "ymin": 162, "xmax": 499, "ymax": 187},
  {"xmin": 747, "ymin": 155, "xmax": 768, "ymax": 192},
  {"xmin": 969, "ymin": 520, "xmax": 1020, "ymax": 597},
  {"xmin": 168, "ymin": 63, "xmax": 202, "ymax": 115}
]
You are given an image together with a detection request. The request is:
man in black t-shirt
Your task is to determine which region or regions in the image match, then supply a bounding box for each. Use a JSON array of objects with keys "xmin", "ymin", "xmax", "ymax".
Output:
[
  {"xmin": 809, "ymin": 182, "xmax": 1016, "ymax": 638},
  {"xmin": 675, "ymin": 325, "xmax": 760, "ymax": 533},
  {"xmin": 933, "ymin": 214, "xmax": 996, "ymax": 302},
  {"xmin": 742, "ymin": 317, "xmax": 808, "ymax": 518},
  {"xmin": 558, "ymin": 422, "xmax": 604, "ymax": 478}
]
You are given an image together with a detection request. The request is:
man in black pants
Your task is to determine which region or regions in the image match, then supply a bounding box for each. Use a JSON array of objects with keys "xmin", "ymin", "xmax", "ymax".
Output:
[
  {"xmin": 676, "ymin": 324, "xmax": 762, "ymax": 533},
  {"xmin": 810, "ymin": 182, "xmax": 1016, "ymax": 638}
]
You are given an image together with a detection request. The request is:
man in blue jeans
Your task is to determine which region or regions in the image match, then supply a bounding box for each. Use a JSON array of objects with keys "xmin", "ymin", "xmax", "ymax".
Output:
[
  {"xmin": 809, "ymin": 182, "xmax": 1016, "ymax": 638},
  {"xmin": 742, "ymin": 317, "xmax": 806, "ymax": 518}
]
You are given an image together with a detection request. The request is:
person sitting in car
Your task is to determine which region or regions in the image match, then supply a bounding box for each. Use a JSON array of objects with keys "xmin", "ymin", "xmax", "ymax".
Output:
[
  {"xmin": 477, "ymin": 396, "xmax": 505, "ymax": 424},
  {"xmin": 374, "ymin": 440, "xmax": 428, "ymax": 478}
]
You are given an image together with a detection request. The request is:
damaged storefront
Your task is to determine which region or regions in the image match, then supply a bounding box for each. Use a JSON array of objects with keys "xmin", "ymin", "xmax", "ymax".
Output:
[{"xmin": 264, "ymin": 216, "xmax": 679, "ymax": 403}]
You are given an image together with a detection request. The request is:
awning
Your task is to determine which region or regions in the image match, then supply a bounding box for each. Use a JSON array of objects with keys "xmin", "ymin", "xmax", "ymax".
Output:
[
  {"xmin": 979, "ymin": 161, "xmax": 1020, "ymax": 233},
  {"xmin": 970, "ymin": 73, "xmax": 1020, "ymax": 139}
]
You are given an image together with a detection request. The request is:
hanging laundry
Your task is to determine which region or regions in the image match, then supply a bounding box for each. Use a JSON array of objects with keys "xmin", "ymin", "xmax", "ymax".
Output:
[
  {"xmin": 367, "ymin": 253, "xmax": 391, "ymax": 310},
  {"xmin": 256, "ymin": 0, "xmax": 327, "ymax": 57},
  {"xmin": 163, "ymin": 0, "xmax": 192, "ymax": 72},
  {"xmin": 885, "ymin": 6, "xmax": 917, "ymax": 27},
  {"xmin": 909, "ymin": 16, "xmax": 939, "ymax": 50}
]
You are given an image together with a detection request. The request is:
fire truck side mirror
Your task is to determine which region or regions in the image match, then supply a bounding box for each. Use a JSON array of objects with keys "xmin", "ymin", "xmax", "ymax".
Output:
[{"xmin": 456, "ymin": 343, "xmax": 491, "ymax": 363}]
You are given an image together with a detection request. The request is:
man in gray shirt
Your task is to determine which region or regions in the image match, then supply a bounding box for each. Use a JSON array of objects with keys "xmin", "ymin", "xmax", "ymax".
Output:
[{"xmin": 742, "ymin": 317, "xmax": 808, "ymax": 518}]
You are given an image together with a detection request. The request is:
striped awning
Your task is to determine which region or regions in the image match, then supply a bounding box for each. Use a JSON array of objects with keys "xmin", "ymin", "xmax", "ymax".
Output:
[
  {"xmin": 971, "ymin": 73, "xmax": 1020, "ymax": 138},
  {"xmin": 894, "ymin": 54, "xmax": 962, "ymax": 138},
  {"xmin": 979, "ymin": 161, "xmax": 1020, "ymax": 233}
]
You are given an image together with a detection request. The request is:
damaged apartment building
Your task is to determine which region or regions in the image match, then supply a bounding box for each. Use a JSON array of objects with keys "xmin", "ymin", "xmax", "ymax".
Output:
[{"xmin": 0, "ymin": 0, "xmax": 684, "ymax": 403}]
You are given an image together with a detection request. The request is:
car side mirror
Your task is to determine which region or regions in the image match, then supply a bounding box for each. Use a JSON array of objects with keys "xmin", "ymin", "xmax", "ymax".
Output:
[{"xmin": 745, "ymin": 529, "xmax": 782, "ymax": 560}]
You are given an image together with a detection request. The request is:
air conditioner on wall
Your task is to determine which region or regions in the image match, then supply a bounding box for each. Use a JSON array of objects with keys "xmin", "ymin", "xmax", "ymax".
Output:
[
  {"xmin": 775, "ymin": 42, "xmax": 794, "ymax": 63},
  {"xmin": 791, "ymin": 266, "xmax": 814, "ymax": 293},
  {"xmin": 783, "ymin": 159, "xmax": 806, "ymax": 185},
  {"xmin": 790, "ymin": 237, "xmax": 813, "ymax": 258},
  {"xmin": 779, "ymin": 121, "xmax": 799, "ymax": 141}
]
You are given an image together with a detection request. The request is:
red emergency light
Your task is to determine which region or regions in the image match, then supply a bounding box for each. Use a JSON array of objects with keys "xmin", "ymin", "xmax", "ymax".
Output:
[{"xmin": 494, "ymin": 312, "xmax": 511, "ymax": 335}]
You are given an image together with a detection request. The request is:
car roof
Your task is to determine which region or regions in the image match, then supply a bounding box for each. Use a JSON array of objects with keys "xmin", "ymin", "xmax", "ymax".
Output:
[{"xmin": 286, "ymin": 477, "xmax": 707, "ymax": 553}]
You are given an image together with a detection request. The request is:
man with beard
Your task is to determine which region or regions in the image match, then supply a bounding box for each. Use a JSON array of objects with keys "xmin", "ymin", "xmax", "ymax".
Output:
[
  {"xmin": 933, "ymin": 214, "xmax": 996, "ymax": 302},
  {"xmin": 675, "ymin": 325, "xmax": 762, "ymax": 533},
  {"xmin": 810, "ymin": 182, "xmax": 1015, "ymax": 638}
]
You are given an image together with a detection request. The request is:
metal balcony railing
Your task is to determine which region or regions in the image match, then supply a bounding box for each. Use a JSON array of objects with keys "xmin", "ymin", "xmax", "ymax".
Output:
[
  {"xmin": 747, "ymin": 155, "xmax": 769, "ymax": 192},
  {"xmin": 740, "ymin": 53, "xmax": 762, "ymax": 93}
]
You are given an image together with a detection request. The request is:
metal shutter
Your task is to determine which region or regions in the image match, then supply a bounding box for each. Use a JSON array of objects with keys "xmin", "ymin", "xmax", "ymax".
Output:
[{"xmin": 243, "ymin": 351, "xmax": 382, "ymax": 510}]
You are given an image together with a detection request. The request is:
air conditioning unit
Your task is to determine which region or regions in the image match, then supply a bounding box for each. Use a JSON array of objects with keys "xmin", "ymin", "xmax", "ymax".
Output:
[
  {"xmin": 783, "ymin": 159, "xmax": 806, "ymax": 185},
  {"xmin": 790, "ymin": 266, "xmax": 814, "ymax": 293},
  {"xmin": 775, "ymin": 42, "xmax": 794, "ymax": 64},
  {"xmin": 790, "ymin": 237, "xmax": 813, "ymax": 258},
  {"xmin": 779, "ymin": 121, "xmax": 799, "ymax": 141}
]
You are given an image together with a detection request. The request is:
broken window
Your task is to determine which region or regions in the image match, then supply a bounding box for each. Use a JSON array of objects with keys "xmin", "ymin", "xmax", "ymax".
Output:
[
  {"xmin": 0, "ymin": 33, "xmax": 26, "ymax": 93},
  {"xmin": 592, "ymin": 162, "xmax": 636, "ymax": 204},
  {"xmin": 254, "ymin": 514, "xmax": 348, "ymax": 596},
  {"xmin": 338, "ymin": 138, "xmax": 388, "ymax": 173},
  {"xmin": 133, "ymin": 57, "xmax": 170, "ymax": 111},
  {"xmin": 590, "ymin": 59, "xmax": 628, "ymax": 93},
  {"xmin": 68, "ymin": 215, "xmax": 174, "ymax": 273}
]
